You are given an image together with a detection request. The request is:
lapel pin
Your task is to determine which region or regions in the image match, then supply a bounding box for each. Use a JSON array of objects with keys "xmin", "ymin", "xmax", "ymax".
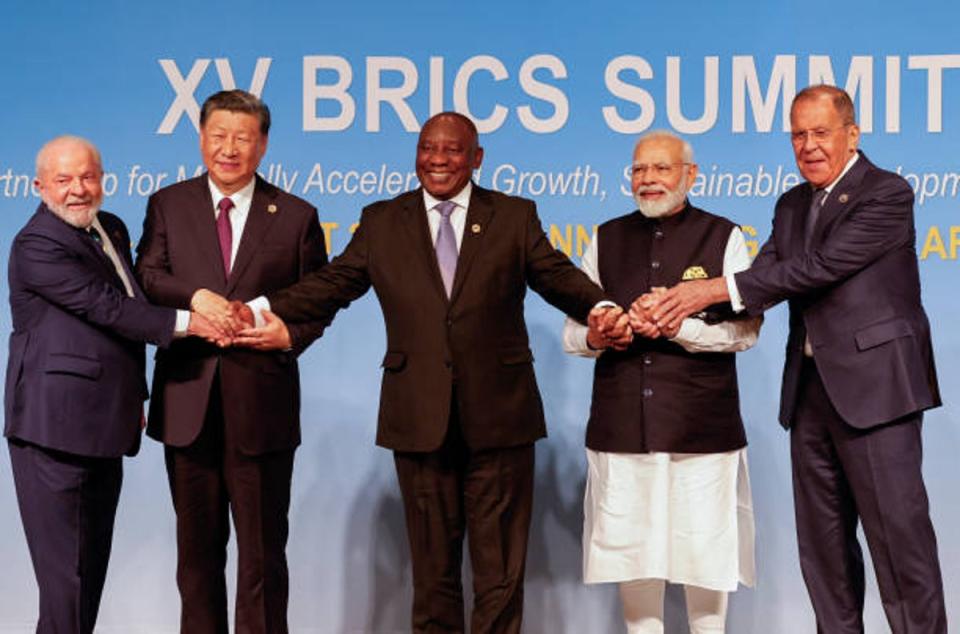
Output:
[
  {"xmin": 471, "ymin": 223, "xmax": 481, "ymax": 234},
  {"xmin": 838, "ymin": 193, "xmax": 849, "ymax": 204},
  {"xmin": 267, "ymin": 204, "xmax": 278, "ymax": 214}
]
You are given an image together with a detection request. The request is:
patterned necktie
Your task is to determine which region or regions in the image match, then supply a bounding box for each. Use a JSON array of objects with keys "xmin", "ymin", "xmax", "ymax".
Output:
[
  {"xmin": 434, "ymin": 200, "xmax": 458, "ymax": 297},
  {"xmin": 805, "ymin": 188, "xmax": 826, "ymax": 248},
  {"xmin": 87, "ymin": 225, "xmax": 105, "ymax": 249},
  {"xmin": 217, "ymin": 197, "xmax": 234, "ymax": 279}
]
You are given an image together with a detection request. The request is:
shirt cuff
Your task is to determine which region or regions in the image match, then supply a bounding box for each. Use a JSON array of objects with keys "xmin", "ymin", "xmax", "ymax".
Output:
[
  {"xmin": 725, "ymin": 274, "xmax": 745, "ymax": 312},
  {"xmin": 593, "ymin": 300, "xmax": 618, "ymax": 310},
  {"xmin": 670, "ymin": 317, "xmax": 701, "ymax": 345},
  {"xmin": 247, "ymin": 296, "xmax": 271, "ymax": 328},
  {"xmin": 174, "ymin": 309, "xmax": 191, "ymax": 337}
]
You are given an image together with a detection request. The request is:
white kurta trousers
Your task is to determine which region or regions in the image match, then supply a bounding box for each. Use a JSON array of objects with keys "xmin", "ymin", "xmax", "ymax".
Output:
[{"xmin": 583, "ymin": 448, "xmax": 755, "ymax": 591}]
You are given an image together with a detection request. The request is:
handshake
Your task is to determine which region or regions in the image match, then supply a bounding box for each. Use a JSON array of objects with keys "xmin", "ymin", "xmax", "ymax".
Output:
[
  {"xmin": 587, "ymin": 286, "xmax": 687, "ymax": 351},
  {"xmin": 184, "ymin": 289, "xmax": 291, "ymax": 351}
]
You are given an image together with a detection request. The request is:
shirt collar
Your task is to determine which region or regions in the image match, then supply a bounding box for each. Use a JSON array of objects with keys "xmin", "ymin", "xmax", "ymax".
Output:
[
  {"xmin": 208, "ymin": 176, "xmax": 256, "ymax": 212},
  {"xmin": 423, "ymin": 181, "xmax": 473, "ymax": 213},
  {"xmin": 820, "ymin": 152, "xmax": 859, "ymax": 195}
]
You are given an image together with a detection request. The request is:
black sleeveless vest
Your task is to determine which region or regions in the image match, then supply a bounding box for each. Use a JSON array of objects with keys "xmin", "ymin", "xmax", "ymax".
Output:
[{"xmin": 587, "ymin": 204, "xmax": 747, "ymax": 453}]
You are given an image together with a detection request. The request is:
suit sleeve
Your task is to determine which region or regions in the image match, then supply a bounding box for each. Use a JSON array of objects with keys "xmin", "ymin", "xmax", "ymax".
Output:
[
  {"xmin": 14, "ymin": 231, "xmax": 176, "ymax": 347},
  {"xmin": 135, "ymin": 194, "xmax": 197, "ymax": 308},
  {"xmin": 523, "ymin": 202, "xmax": 606, "ymax": 322},
  {"xmin": 283, "ymin": 207, "xmax": 331, "ymax": 356},
  {"xmin": 268, "ymin": 208, "xmax": 375, "ymax": 345},
  {"xmin": 734, "ymin": 175, "xmax": 914, "ymax": 314},
  {"xmin": 561, "ymin": 233, "xmax": 603, "ymax": 358}
]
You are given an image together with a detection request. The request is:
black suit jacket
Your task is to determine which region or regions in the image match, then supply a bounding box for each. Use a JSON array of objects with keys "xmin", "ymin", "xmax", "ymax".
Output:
[
  {"xmin": 735, "ymin": 152, "xmax": 940, "ymax": 429},
  {"xmin": 268, "ymin": 185, "xmax": 606, "ymax": 451},
  {"xmin": 135, "ymin": 175, "xmax": 328, "ymax": 454},
  {"xmin": 5, "ymin": 206, "xmax": 175, "ymax": 457}
]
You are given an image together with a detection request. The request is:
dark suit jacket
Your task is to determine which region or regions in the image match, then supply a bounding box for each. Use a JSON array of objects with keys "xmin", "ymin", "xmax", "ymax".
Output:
[
  {"xmin": 268, "ymin": 185, "xmax": 605, "ymax": 452},
  {"xmin": 5, "ymin": 205, "xmax": 176, "ymax": 457},
  {"xmin": 135, "ymin": 175, "xmax": 328, "ymax": 455},
  {"xmin": 735, "ymin": 152, "xmax": 940, "ymax": 429}
]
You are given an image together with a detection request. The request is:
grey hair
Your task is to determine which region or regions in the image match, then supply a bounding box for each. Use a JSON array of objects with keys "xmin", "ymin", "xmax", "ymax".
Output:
[
  {"xmin": 35, "ymin": 135, "xmax": 102, "ymax": 177},
  {"xmin": 634, "ymin": 129, "xmax": 694, "ymax": 163}
]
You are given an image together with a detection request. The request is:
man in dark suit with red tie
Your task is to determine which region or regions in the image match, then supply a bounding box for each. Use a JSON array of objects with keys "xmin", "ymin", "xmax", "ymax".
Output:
[
  {"xmin": 134, "ymin": 90, "xmax": 329, "ymax": 634},
  {"xmin": 5, "ymin": 136, "xmax": 217, "ymax": 634},
  {"xmin": 643, "ymin": 85, "xmax": 945, "ymax": 633},
  {"xmin": 234, "ymin": 112, "xmax": 611, "ymax": 633}
]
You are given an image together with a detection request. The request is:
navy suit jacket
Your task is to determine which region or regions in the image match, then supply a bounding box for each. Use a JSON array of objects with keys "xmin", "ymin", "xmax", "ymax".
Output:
[
  {"xmin": 4, "ymin": 205, "xmax": 176, "ymax": 457},
  {"xmin": 735, "ymin": 152, "xmax": 940, "ymax": 429}
]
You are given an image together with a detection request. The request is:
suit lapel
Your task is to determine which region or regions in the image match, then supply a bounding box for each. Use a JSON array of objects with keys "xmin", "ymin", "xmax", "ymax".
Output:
[
  {"xmin": 227, "ymin": 177, "xmax": 279, "ymax": 294},
  {"xmin": 186, "ymin": 176, "xmax": 228, "ymax": 286},
  {"xmin": 100, "ymin": 218, "xmax": 146, "ymax": 301},
  {"xmin": 788, "ymin": 186, "xmax": 814, "ymax": 258},
  {"xmin": 811, "ymin": 152, "xmax": 870, "ymax": 246},
  {"xmin": 37, "ymin": 206, "xmax": 125, "ymax": 292},
  {"xmin": 402, "ymin": 192, "xmax": 450, "ymax": 301},
  {"xmin": 449, "ymin": 186, "xmax": 493, "ymax": 304}
]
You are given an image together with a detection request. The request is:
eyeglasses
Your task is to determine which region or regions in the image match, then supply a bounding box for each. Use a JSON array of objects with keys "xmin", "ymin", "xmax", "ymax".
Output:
[
  {"xmin": 631, "ymin": 162, "xmax": 690, "ymax": 177},
  {"xmin": 790, "ymin": 125, "xmax": 850, "ymax": 144}
]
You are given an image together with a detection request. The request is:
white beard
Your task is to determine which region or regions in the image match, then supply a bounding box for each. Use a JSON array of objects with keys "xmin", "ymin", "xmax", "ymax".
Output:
[
  {"xmin": 633, "ymin": 171, "xmax": 688, "ymax": 218},
  {"xmin": 45, "ymin": 196, "xmax": 101, "ymax": 229}
]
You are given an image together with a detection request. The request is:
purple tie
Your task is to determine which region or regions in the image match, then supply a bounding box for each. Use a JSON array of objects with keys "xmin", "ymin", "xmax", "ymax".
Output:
[
  {"xmin": 434, "ymin": 201, "xmax": 458, "ymax": 297},
  {"xmin": 217, "ymin": 197, "xmax": 234, "ymax": 279}
]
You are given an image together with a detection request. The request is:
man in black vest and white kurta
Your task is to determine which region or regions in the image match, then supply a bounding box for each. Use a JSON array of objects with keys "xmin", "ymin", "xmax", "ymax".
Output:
[{"xmin": 563, "ymin": 131, "xmax": 761, "ymax": 634}]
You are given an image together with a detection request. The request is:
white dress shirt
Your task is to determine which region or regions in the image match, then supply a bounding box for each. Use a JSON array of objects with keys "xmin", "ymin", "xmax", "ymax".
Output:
[
  {"xmin": 208, "ymin": 176, "xmax": 256, "ymax": 269},
  {"xmin": 423, "ymin": 182, "xmax": 472, "ymax": 249}
]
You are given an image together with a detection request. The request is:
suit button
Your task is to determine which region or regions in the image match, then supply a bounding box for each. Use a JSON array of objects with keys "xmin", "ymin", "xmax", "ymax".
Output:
[
  {"xmin": 653, "ymin": 230, "xmax": 664, "ymax": 239},
  {"xmin": 643, "ymin": 356, "xmax": 652, "ymax": 365},
  {"xmin": 651, "ymin": 261, "xmax": 661, "ymax": 269},
  {"xmin": 643, "ymin": 388, "xmax": 653, "ymax": 398},
  {"xmin": 446, "ymin": 319, "xmax": 453, "ymax": 327}
]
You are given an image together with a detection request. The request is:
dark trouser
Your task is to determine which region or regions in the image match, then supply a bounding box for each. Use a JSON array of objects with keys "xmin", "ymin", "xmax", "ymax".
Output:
[
  {"xmin": 8, "ymin": 438, "xmax": 123, "ymax": 634},
  {"xmin": 394, "ymin": 415, "xmax": 535, "ymax": 634},
  {"xmin": 791, "ymin": 359, "xmax": 946, "ymax": 634},
  {"xmin": 164, "ymin": 379, "xmax": 295, "ymax": 634}
]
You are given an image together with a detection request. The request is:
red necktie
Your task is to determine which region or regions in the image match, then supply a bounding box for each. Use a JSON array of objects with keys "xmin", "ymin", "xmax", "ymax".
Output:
[{"xmin": 217, "ymin": 197, "xmax": 234, "ymax": 279}]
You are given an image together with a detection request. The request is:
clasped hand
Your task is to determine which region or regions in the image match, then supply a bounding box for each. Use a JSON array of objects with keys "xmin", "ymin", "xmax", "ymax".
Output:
[
  {"xmin": 588, "ymin": 283, "xmax": 699, "ymax": 351},
  {"xmin": 186, "ymin": 289, "xmax": 291, "ymax": 350}
]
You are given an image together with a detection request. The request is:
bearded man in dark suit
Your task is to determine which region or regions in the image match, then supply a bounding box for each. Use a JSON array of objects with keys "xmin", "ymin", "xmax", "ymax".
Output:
[{"xmin": 6, "ymin": 136, "xmax": 216, "ymax": 634}]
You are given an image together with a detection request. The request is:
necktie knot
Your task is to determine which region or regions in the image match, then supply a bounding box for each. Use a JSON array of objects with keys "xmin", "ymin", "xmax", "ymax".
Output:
[
  {"xmin": 86, "ymin": 226, "xmax": 104, "ymax": 246},
  {"xmin": 218, "ymin": 197, "xmax": 235, "ymax": 215},
  {"xmin": 435, "ymin": 200, "xmax": 456, "ymax": 218}
]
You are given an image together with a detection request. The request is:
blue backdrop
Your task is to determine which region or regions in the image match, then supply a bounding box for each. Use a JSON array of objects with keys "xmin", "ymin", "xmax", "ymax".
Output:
[{"xmin": 1, "ymin": 1, "xmax": 957, "ymax": 631}]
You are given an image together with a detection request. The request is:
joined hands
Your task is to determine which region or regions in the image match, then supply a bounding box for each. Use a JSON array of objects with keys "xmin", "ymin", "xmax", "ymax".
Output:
[
  {"xmin": 588, "ymin": 278, "xmax": 727, "ymax": 351},
  {"xmin": 186, "ymin": 290, "xmax": 291, "ymax": 350}
]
